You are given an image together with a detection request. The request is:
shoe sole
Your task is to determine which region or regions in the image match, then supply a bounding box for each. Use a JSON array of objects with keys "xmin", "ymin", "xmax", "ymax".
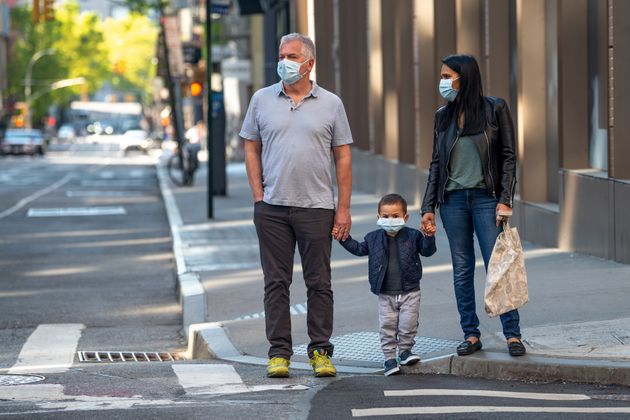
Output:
[
  {"xmin": 267, "ymin": 369, "xmax": 289, "ymax": 378},
  {"xmin": 384, "ymin": 366, "xmax": 400, "ymax": 376},
  {"xmin": 314, "ymin": 369, "xmax": 337, "ymax": 377},
  {"xmin": 400, "ymin": 356, "xmax": 420, "ymax": 366}
]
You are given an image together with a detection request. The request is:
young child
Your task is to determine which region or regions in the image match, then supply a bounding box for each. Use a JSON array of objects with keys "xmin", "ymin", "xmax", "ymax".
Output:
[{"xmin": 334, "ymin": 193, "xmax": 436, "ymax": 376}]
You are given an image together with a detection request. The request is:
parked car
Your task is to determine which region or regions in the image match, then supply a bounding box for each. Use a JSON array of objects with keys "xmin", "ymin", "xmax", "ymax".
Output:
[
  {"xmin": 0, "ymin": 129, "xmax": 46, "ymax": 156},
  {"xmin": 56, "ymin": 124, "xmax": 76, "ymax": 143},
  {"xmin": 120, "ymin": 129, "xmax": 151, "ymax": 154}
]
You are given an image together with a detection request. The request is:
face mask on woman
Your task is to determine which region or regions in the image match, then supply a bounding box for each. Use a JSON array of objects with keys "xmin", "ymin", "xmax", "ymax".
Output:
[
  {"xmin": 277, "ymin": 59, "xmax": 309, "ymax": 85},
  {"xmin": 376, "ymin": 218, "xmax": 406, "ymax": 233},
  {"xmin": 439, "ymin": 77, "xmax": 459, "ymax": 102}
]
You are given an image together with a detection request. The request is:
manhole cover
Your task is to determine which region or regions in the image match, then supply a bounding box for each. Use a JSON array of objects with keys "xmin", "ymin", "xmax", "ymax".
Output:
[{"xmin": 0, "ymin": 374, "xmax": 46, "ymax": 386}]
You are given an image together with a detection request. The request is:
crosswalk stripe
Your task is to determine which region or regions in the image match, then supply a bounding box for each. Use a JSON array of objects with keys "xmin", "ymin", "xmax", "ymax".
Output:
[
  {"xmin": 9, "ymin": 324, "xmax": 84, "ymax": 374},
  {"xmin": 352, "ymin": 406, "xmax": 630, "ymax": 417},
  {"xmin": 383, "ymin": 389, "xmax": 590, "ymax": 401},
  {"xmin": 0, "ymin": 174, "xmax": 73, "ymax": 219},
  {"xmin": 173, "ymin": 364, "xmax": 245, "ymax": 395},
  {"xmin": 172, "ymin": 364, "xmax": 308, "ymax": 396}
]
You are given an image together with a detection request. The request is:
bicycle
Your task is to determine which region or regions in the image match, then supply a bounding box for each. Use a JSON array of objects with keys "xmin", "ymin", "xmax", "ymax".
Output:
[{"xmin": 167, "ymin": 142, "xmax": 199, "ymax": 186}]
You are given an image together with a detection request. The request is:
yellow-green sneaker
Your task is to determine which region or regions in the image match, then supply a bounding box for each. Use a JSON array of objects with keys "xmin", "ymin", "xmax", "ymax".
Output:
[
  {"xmin": 267, "ymin": 357, "xmax": 290, "ymax": 378},
  {"xmin": 309, "ymin": 349, "xmax": 336, "ymax": 377}
]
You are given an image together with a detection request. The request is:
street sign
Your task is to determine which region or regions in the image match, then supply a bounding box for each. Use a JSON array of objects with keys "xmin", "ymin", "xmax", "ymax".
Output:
[{"xmin": 212, "ymin": 0, "xmax": 231, "ymax": 15}]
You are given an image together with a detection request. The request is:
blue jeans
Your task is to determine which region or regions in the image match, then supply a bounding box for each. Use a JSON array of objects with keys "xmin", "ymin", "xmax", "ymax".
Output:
[{"xmin": 439, "ymin": 188, "xmax": 521, "ymax": 340}]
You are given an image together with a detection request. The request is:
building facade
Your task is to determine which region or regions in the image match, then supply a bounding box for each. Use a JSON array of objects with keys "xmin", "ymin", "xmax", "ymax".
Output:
[{"xmin": 247, "ymin": 0, "xmax": 630, "ymax": 264}]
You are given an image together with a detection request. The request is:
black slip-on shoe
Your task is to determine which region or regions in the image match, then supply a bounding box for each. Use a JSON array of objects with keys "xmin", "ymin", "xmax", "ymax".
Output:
[
  {"xmin": 456, "ymin": 339, "xmax": 483, "ymax": 356},
  {"xmin": 508, "ymin": 339, "xmax": 526, "ymax": 357}
]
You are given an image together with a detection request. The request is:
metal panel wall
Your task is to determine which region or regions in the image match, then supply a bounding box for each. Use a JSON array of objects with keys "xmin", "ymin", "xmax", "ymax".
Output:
[
  {"xmin": 609, "ymin": 0, "xmax": 630, "ymax": 179},
  {"xmin": 339, "ymin": 0, "xmax": 370, "ymax": 151},
  {"xmin": 313, "ymin": 0, "xmax": 336, "ymax": 93}
]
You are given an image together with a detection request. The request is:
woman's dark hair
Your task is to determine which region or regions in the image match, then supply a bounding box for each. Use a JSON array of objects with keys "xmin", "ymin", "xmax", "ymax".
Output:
[
  {"xmin": 439, "ymin": 54, "xmax": 486, "ymax": 135},
  {"xmin": 378, "ymin": 193, "xmax": 407, "ymax": 214}
]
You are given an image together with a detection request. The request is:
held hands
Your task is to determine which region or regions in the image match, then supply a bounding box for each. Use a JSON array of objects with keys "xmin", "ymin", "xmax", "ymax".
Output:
[
  {"xmin": 420, "ymin": 212, "xmax": 437, "ymax": 237},
  {"xmin": 495, "ymin": 203, "xmax": 513, "ymax": 227},
  {"xmin": 332, "ymin": 208, "xmax": 351, "ymax": 241}
]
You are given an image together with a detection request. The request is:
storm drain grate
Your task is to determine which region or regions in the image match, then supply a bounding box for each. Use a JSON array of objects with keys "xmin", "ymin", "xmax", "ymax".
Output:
[
  {"xmin": 0, "ymin": 374, "xmax": 46, "ymax": 386},
  {"xmin": 77, "ymin": 351, "xmax": 176, "ymax": 363},
  {"xmin": 293, "ymin": 331, "xmax": 459, "ymax": 363}
]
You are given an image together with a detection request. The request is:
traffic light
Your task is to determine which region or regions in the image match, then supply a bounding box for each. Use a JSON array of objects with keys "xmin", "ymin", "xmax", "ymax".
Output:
[
  {"xmin": 43, "ymin": 0, "xmax": 54, "ymax": 22},
  {"xmin": 190, "ymin": 82, "xmax": 203, "ymax": 97}
]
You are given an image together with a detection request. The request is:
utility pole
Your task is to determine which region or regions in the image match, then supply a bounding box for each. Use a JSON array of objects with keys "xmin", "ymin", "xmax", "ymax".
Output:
[{"xmin": 24, "ymin": 48, "xmax": 55, "ymax": 129}]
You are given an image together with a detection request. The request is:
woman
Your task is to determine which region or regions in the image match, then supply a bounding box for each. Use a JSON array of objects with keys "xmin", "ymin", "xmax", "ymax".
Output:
[{"xmin": 420, "ymin": 54, "xmax": 526, "ymax": 357}]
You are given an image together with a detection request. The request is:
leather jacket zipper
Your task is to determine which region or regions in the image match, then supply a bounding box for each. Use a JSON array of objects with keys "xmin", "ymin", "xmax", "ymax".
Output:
[
  {"xmin": 443, "ymin": 134, "xmax": 460, "ymax": 202},
  {"xmin": 483, "ymin": 130, "xmax": 496, "ymax": 198}
]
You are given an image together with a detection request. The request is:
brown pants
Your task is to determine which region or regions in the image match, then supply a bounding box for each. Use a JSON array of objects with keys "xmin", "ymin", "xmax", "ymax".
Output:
[{"xmin": 253, "ymin": 201, "xmax": 335, "ymax": 359}]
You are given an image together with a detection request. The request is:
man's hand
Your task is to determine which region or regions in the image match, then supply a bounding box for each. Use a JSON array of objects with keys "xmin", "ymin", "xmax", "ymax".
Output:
[
  {"xmin": 333, "ymin": 208, "xmax": 351, "ymax": 241},
  {"xmin": 420, "ymin": 212, "xmax": 435, "ymax": 235}
]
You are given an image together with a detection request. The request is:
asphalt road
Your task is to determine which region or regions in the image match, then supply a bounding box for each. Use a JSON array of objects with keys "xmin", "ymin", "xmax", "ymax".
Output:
[{"xmin": 1, "ymin": 142, "xmax": 630, "ymax": 419}]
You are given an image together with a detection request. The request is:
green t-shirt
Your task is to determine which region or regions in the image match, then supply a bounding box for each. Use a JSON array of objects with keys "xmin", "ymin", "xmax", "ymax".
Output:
[{"xmin": 446, "ymin": 134, "xmax": 486, "ymax": 191}]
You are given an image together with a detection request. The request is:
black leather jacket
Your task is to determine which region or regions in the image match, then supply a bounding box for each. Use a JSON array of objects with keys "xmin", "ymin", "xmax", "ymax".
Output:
[{"xmin": 421, "ymin": 96, "xmax": 517, "ymax": 215}]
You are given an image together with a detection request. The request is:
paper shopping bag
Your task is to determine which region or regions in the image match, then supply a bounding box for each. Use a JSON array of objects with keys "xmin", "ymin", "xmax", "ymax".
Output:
[{"xmin": 484, "ymin": 221, "xmax": 528, "ymax": 317}]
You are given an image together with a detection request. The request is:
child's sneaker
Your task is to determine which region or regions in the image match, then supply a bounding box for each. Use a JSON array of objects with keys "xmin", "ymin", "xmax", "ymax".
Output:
[
  {"xmin": 399, "ymin": 350, "xmax": 421, "ymax": 366},
  {"xmin": 383, "ymin": 358, "xmax": 400, "ymax": 376}
]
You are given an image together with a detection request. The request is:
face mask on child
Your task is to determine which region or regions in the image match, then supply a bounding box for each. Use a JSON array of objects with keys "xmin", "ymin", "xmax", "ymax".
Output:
[{"xmin": 376, "ymin": 218, "xmax": 405, "ymax": 233}]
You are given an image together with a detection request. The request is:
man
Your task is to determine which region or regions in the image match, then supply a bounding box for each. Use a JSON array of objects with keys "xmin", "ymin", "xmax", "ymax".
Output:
[{"xmin": 240, "ymin": 33, "xmax": 353, "ymax": 378}]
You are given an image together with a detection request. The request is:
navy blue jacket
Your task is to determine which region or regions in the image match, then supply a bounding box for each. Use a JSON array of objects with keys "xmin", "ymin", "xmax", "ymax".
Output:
[{"xmin": 339, "ymin": 227, "xmax": 436, "ymax": 295}]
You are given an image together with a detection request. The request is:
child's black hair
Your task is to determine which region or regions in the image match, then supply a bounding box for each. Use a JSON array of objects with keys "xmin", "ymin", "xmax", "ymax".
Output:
[{"xmin": 378, "ymin": 193, "xmax": 408, "ymax": 214}]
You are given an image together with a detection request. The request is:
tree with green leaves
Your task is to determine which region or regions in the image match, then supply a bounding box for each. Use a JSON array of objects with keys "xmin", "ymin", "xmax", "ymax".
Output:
[
  {"xmin": 7, "ymin": 2, "xmax": 110, "ymax": 126},
  {"xmin": 102, "ymin": 13, "xmax": 159, "ymax": 103},
  {"xmin": 7, "ymin": 1, "xmax": 159, "ymax": 128}
]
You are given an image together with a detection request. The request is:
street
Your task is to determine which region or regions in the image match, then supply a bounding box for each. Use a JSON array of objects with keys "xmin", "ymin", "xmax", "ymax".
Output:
[{"xmin": 0, "ymin": 145, "xmax": 629, "ymax": 419}]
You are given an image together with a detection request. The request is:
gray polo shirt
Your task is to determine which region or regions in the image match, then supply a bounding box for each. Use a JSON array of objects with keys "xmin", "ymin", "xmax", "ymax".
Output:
[{"xmin": 239, "ymin": 81, "xmax": 353, "ymax": 209}]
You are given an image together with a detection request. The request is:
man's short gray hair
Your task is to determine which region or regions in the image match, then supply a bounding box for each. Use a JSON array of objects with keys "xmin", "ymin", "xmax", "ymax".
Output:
[{"xmin": 279, "ymin": 33, "xmax": 316, "ymax": 60}]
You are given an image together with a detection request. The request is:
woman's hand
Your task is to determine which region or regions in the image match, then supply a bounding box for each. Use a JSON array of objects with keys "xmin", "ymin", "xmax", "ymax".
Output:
[
  {"xmin": 495, "ymin": 203, "xmax": 512, "ymax": 227},
  {"xmin": 421, "ymin": 212, "xmax": 436, "ymax": 235}
]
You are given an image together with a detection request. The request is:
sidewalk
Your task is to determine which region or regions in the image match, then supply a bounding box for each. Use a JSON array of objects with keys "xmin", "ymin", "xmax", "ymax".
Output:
[{"xmin": 158, "ymin": 158, "xmax": 630, "ymax": 385}]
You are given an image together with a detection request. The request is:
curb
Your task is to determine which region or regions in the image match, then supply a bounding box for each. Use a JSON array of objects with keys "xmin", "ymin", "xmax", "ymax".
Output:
[
  {"xmin": 156, "ymin": 161, "xmax": 206, "ymax": 338},
  {"xmin": 186, "ymin": 322, "xmax": 381, "ymax": 374},
  {"xmin": 410, "ymin": 351, "xmax": 630, "ymax": 387}
]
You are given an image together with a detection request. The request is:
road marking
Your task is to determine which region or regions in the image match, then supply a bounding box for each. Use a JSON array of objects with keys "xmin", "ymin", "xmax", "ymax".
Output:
[
  {"xmin": 172, "ymin": 364, "xmax": 308, "ymax": 395},
  {"xmin": 0, "ymin": 174, "xmax": 73, "ymax": 219},
  {"xmin": 81, "ymin": 180, "xmax": 144, "ymax": 187},
  {"xmin": 26, "ymin": 206, "xmax": 127, "ymax": 217},
  {"xmin": 383, "ymin": 389, "xmax": 590, "ymax": 400},
  {"xmin": 98, "ymin": 171, "xmax": 115, "ymax": 179},
  {"xmin": 234, "ymin": 303, "xmax": 305, "ymax": 321},
  {"xmin": 9, "ymin": 324, "xmax": 84, "ymax": 374},
  {"xmin": 66, "ymin": 190, "xmax": 142, "ymax": 197},
  {"xmin": 352, "ymin": 406, "xmax": 630, "ymax": 417}
]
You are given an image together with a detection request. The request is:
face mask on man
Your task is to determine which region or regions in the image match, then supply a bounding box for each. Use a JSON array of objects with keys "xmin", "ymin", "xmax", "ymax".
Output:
[
  {"xmin": 439, "ymin": 77, "xmax": 459, "ymax": 102},
  {"xmin": 277, "ymin": 59, "xmax": 309, "ymax": 85},
  {"xmin": 376, "ymin": 218, "xmax": 406, "ymax": 233}
]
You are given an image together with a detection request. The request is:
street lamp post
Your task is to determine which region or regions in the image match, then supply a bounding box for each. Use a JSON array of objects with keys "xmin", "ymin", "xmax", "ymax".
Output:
[{"xmin": 24, "ymin": 48, "xmax": 56, "ymax": 128}]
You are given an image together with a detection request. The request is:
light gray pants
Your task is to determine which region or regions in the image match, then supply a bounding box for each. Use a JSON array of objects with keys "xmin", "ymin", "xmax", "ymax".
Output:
[{"xmin": 378, "ymin": 289, "xmax": 421, "ymax": 360}]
